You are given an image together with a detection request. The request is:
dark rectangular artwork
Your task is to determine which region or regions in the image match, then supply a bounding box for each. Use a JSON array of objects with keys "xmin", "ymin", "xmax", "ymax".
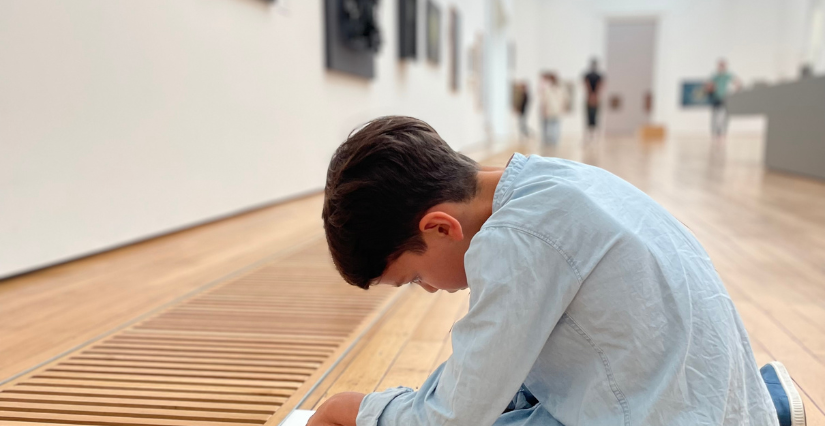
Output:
[
  {"xmin": 324, "ymin": 0, "xmax": 378, "ymax": 79},
  {"xmin": 399, "ymin": 0, "xmax": 417, "ymax": 59},
  {"xmin": 449, "ymin": 8, "xmax": 460, "ymax": 90},
  {"xmin": 681, "ymin": 81, "xmax": 711, "ymax": 107},
  {"xmin": 426, "ymin": 0, "xmax": 441, "ymax": 64}
]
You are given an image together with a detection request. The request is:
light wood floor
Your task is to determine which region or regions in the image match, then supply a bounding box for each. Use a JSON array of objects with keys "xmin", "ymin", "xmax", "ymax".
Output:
[
  {"xmin": 0, "ymin": 239, "xmax": 399, "ymax": 426},
  {"xmin": 2, "ymin": 134, "xmax": 824, "ymax": 424},
  {"xmin": 0, "ymin": 194, "xmax": 326, "ymax": 383}
]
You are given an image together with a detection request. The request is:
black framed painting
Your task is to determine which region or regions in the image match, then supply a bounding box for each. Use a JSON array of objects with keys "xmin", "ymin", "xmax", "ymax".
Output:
[
  {"xmin": 399, "ymin": 0, "xmax": 417, "ymax": 59},
  {"xmin": 449, "ymin": 8, "xmax": 461, "ymax": 90},
  {"xmin": 325, "ymin": 0, "xmax": 382, "ymax": 79},
  {"xmin": 426, "ymin": 0, "xmax": 441, "ymax": 64}
]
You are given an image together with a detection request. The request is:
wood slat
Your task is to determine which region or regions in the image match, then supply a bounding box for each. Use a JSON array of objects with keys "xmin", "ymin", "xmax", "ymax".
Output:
[
  {"xmin": 1, "ymin": 387, "xmax": 286, "ymax": 405},
  {"xmin": 0, "ymin": 401, "xmax": 270, "ymax": 422}
]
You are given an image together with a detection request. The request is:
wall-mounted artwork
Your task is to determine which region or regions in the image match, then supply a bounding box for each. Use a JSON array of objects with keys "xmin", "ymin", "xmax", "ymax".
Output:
[
  {"xmin": 449, "ymin": 8, "xmax": 461, "ymax": 91},
  {"xmin": 399, "ymin": 0, "xmax": 417, "ymax": 59},
  {"xmin": 681, "ymin": 81, "xmax": 712, "ymax": 107},
  {"xmin": 324, "ymin": 0, "xmax": 382, "ymax": 79},
  {"xmin": 467, "ymin": 33, "xmax": 484, "ymax": 110},
  {"xmin": 426, "ymin": 1, "xmax": 441, "ymax": 64}
]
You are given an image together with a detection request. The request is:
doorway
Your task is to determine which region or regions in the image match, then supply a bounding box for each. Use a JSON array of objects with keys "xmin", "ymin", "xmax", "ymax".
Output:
[{"xmin": 604, "ymin": 18, "xmax": 657, "ymax": 136}]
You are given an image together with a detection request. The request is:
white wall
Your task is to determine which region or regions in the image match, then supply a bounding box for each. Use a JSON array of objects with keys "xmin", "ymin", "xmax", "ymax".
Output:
[
  {"xmin": 511, "ymin": 0, "xmax": 815, "ymax": 136},
  {"xmin": 0, "ymin": 0, "xmax": 496, "ymax": 278},
  {"xmin": 805, "ymin": 0, "xmax": 825, "ymax": 72}
]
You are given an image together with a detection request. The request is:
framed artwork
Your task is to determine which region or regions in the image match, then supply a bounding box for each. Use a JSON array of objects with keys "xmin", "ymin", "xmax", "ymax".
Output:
[
  {"xmin": 449, "ymin": 8, "xmax": 461, "ymax": 90},
  {"xmin": 467, "ymin": 33, "xmax": 484, "ymax": 110},
  {"xmin": 398, "ymin": 0, "xmax": 417, "ymax": 59},
  {"xmin": 426, "ymin": 1, "xmax": 441, "ymax": 64},
  {"xmin": 681, "ymin": 81, "xmax": 711, "ymax": 107},
  {"xmin": 324, "ymin": 0, "xmax": 382, "ymax": 79}
]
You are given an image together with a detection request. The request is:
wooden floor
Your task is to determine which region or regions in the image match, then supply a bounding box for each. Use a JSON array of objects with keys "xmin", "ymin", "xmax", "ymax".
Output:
[
  {"xmin": 0, "ymin": 195, "xmax": 325, "ymax": 384},
  {"xmin": 2, "ymin": 134, "xmax": 824, "ymax": 424},
  {"xmin": 0, "ymin": 240, "xmax": 399, "ymax": 426}
]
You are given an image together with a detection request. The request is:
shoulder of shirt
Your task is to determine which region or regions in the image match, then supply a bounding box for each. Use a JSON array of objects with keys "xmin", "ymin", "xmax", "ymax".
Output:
[
  {"xmin": 481, "ymin": 155, "xmax": 626, "ymax": 242},
  {"xmin": 468, "ymin": 224, "xmax": 585, "ymax": 284}
]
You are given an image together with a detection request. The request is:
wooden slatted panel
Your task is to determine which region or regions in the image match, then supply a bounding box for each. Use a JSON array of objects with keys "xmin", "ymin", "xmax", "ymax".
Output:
[{"xmin": 0, "ymin": 241, "xmax": 398, "ymax": 426}]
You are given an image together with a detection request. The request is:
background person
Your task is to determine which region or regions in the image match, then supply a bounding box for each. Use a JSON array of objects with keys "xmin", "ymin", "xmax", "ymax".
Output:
[
  {"xmin": 706, "ymin": 59, "xmax": 741, "ymax": 138},
  {"xmin": 583, "ymin": 58, "xmax": 603, "ymax": 138},
  {"xmin": 539, "ymin": 72, "xmax": 566, "ymax": 146}
]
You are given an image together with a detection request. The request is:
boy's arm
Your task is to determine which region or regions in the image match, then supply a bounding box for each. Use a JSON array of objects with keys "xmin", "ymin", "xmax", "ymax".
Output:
[
  {"xmin": 307, "ymin": 392, "xmax": 364, "ymax": 426},
  {"xmin": 356, "ymin": 226, "xmax": 583, "ymax": 426}
]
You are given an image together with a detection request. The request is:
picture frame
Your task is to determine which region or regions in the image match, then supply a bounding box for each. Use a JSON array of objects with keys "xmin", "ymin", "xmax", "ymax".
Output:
[
  {"xmin": 426, "ymin": 1, "xmax": 441, "ymax": 64},
  {"xmin": 399, "ymin": 0, "xmax": 417, "ymax": 59},
  {"xmin": 449, "ymin": 8, "xmax": 461, "ymax": 90},
  {"xmin": 324, "ymin": 0, "xmax": 381, "ymax": 79}
]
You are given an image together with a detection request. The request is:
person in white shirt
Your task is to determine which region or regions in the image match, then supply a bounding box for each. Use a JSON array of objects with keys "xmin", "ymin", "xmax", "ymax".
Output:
[{"xmin": 539, "ymin": 72, "xmax": 566, "ymax": 146}]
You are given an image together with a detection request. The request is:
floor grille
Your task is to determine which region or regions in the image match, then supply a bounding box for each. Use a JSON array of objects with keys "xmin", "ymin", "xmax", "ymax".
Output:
[{"xmin": 0, "ymin": 241, "xmax": 397, "ymax": 426}]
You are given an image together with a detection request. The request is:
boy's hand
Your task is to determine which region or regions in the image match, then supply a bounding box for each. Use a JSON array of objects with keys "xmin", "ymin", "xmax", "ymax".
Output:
[{"xmin": 306, "ymin": 392, "xmax": 365, "ymax": 426}]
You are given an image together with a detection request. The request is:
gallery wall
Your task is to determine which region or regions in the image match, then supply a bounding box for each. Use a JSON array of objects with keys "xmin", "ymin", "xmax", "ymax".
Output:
[{"xmin": 0, "ymin": 0, "xmax": 498, "ymax": 278}]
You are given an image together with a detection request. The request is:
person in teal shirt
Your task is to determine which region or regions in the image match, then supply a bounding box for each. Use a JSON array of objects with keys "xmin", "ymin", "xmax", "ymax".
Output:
[{"xmin": 708, "ymin": 60, "xmax": 741, "ymax": 137}]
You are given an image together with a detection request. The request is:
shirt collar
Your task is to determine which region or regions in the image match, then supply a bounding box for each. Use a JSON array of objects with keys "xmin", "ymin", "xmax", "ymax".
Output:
[{"xmin": 492, "ymin": 153, "xmax": 527, "ymax": 213}]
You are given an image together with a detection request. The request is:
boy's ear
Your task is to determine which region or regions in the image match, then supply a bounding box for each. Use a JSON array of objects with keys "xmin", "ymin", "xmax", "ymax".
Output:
[{"xmin": 419, "ymin": 211, "xmax": 464, "ymax": 241}]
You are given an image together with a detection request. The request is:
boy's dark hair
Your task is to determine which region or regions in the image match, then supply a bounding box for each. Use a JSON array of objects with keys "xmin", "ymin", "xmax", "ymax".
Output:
[{"xmin": 323, "ymin": 116, "xmax": 479, "ymax": 289}]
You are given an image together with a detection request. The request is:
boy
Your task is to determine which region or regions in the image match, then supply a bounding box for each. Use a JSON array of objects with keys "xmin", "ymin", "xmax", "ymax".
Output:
[{"xmin": 310, "ymin": 116, "xmax": 805, "ymax": 426}]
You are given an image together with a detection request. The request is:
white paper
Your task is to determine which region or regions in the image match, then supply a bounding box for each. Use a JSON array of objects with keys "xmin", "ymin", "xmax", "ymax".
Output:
[{"xmin": 280, "ymin": 409, "xmax": 316, "ymax": 426}]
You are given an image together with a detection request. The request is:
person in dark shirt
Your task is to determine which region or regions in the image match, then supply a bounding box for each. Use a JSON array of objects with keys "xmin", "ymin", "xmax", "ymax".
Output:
[
  {"xmin": 583, "ymin": 59, "xmax": 603, "ymax": 138},
  {"xmin": 514, "ymin": 81, "xmax": 531, "ymax": 141}
]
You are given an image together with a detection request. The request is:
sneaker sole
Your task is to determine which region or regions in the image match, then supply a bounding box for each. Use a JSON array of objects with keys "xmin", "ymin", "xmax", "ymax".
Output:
[{"xmin": 769, "ymin": 361, "xmax": 806, "ymax": 426}]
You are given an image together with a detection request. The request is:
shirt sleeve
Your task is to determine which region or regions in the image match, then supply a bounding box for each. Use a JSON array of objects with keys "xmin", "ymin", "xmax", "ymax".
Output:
[{"xmin": 356, "ymin": 226, "xmax": 583, "ymax": 426}]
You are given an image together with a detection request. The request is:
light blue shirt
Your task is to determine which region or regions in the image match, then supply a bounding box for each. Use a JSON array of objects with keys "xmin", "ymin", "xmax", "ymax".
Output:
[{"xmin": 357, "ymin": 154, "xmax": 777, "ymax": 426}]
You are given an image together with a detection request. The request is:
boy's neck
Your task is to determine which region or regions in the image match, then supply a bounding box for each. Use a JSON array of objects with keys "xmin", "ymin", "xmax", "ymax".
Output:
[{"xmin": 461, "ymin": 168, "xmax": 505, "ymax": 241}]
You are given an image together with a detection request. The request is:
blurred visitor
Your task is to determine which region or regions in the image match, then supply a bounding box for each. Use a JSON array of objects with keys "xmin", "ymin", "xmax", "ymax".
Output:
[
  {"xmin": 514, "ymin": 81, "xmax": 531, "ymax": 141},
  {"xmin": 706, "ymin": 59, "xmax": 741, "ymax": 138},
  {"xmin": 583, "ymin": 59, "xmax": 603, "ymax": 138},
  {"xmin": 539, "ymin": 72, "xmax": 566, "ymax": 145}
]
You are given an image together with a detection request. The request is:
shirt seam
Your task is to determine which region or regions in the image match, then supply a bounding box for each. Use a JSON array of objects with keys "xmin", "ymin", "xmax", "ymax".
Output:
[
  {"xmin": 563, "ymin": 313, "xmax": 632, "ymax": 426},
  {"xmin": 477, "ymin": 224, "xmax": 630, "ymax": 424},
  {"xmin": 480, "ymin": 223, "xmax": 583, "ymax": 283}
]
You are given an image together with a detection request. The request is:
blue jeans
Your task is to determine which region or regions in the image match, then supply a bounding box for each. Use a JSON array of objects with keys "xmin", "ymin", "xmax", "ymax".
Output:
[
  {"xmin": 542, "ymin": 118, "xmax": 560, "ymax": 145},
  {"xmin": 712, "ymin": 103, "xmax": 728, "ymax": 136}
]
